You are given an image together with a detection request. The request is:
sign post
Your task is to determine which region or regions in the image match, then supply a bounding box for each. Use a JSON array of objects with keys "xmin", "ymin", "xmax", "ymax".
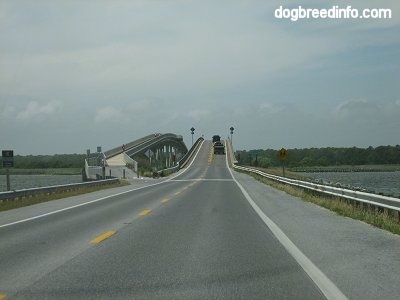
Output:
[
  {"xmin": 278, "ymin": 148, "xmax": 288, "ymax": 177},
  {"xmin": 2, "ymin": 150, "xmax": 14, "ymax": 191}
]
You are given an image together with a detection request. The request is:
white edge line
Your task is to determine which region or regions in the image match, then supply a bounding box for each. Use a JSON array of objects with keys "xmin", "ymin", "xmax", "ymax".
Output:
[
  {"xmin": 0, "ymin": 141, "xmax": 206, "ymax": 229},
  {"xmin": 166, "ymin": 139, "xmax": 204, "ymax": 181},
  {"xmin": 225, "ymin": 143, "xmax": 348, "ymax": 300},
  {"xmin": 0, "ymin": 182, "xmax": 162, "ymax": 229}
]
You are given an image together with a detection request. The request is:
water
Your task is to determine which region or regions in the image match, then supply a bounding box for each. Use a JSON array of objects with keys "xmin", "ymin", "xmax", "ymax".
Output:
[
  {"xmin": 301, "ymin": 171, "xmax": 400, "ymax": 198},
  {"xmin": 0, "ymin": 175, "xmax": 83, "ymax": 192}
]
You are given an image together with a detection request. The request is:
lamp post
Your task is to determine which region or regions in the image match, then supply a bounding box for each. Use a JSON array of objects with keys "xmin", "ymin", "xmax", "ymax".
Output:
[
  {"xmin": 230, "ymin": 126, "xmax": 234, "ymax": 147},
  {"xmin": 190, "ymin": 127, "xmax": 195, "ymax": 146}
]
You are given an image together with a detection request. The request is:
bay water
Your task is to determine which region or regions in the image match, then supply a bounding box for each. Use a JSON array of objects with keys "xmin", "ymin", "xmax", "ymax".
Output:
[
  {"xmin": 301, "ymin": 171, "xmax": 400, "ymax": 198},
  {"xmin": 0, "ymin": 174, "xmax": 82, "ymax": 192}
]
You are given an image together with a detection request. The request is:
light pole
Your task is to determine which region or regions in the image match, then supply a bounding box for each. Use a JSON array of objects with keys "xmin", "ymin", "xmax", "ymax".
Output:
[
  {"xmin": 190, "ymin": 127, "xmax": 195, "ymax": 146},
  {"xmin": 230, "ymin": 126, "xmax": 234, "ymax": 147}
]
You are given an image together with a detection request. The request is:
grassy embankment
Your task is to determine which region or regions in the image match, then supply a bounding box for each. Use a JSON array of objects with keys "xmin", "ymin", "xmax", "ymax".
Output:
[{"xmin": 237, "ymin": 166, "xmax": 400, "ymax": 235}]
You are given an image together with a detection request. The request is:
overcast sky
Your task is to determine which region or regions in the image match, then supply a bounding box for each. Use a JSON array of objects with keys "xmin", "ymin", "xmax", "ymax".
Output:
[{"xmin": 1, "ymin": 0, "xmax": 399, "ymax": 155}]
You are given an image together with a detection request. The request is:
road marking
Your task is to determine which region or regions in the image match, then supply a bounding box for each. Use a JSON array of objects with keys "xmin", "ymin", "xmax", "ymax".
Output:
[
  {"xmin": 165, "ymin": 139, "xmax": 204, "ymax": 182},
  {"xmin": 161, "ymin": 198, "xmax": 170, "ymax": 203},
  {"xmin": 0, "ymin": 182, "xmax": 167, "ymax": 229},
  {"xmin": 0, "ymin": 140, "xmax": 204, "ymax": 230},
  {"xmin": 139, "ymin": 209, "xmax": 152, "ymax": 216},
  {"xmin": 170, "ymin": 179, "xmax": 234, "ymax": 182},
  {"xmin": 90, "ymin": 230, "xmax": 116, "ymax": 244},
  {"xmin": 226, "ymin": 153, "xmax": 348, "ymax": 300},
  {"xmin": 174, "ymin": 191, "xmax": 181, "ymax": 196},
  {"xmin": 0, "ymin": 294, "xmax": 6, "ymax": 300}
]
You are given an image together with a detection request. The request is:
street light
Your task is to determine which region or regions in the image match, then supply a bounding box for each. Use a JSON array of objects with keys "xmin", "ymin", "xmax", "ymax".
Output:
[
  {"xmin": 230, "ymin": 126, "xmax": 234, "ymax": 147},
  {"xmin": 190, "ymin": 127, "xmax": 195, "ymax": 146}
]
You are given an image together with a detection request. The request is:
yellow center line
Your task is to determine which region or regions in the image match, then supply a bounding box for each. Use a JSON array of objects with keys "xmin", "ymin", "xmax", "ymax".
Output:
[
  {"xmin": 174, "ymin": 191, "xmax": 181, "ymax": 196},
  {"xmin": 90, "ymin": 230, "xmax": 116, "ymax": 244},
  {"xmin": 0, "ymin": 294, "xmax": 7, "ymax": 300},
  {"xmin": 139, "ymin": 209, "xmax": 152, "ymax": 216},
  {"xmin": 161, "ymin": 198, "xmax": 170, "ymax": 203}
]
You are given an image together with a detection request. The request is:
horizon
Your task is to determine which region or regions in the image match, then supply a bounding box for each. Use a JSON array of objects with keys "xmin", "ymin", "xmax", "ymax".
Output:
[{"xmin": 6, "ymin": 142, "xmax": 400, "ymax": 157}]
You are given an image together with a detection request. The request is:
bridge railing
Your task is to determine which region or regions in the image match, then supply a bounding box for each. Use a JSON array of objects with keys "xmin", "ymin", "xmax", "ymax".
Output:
[
  {"xmin": 104, "ymin": 134, "xmax": 159, "ymax": 158},
  {"xmin": 125, "ymin": 133, "xmax": 186, "ymax": 158},
  {"xmin": 233, "ymin": 164, "xmax": 400, "ymax": 222},
  {"xmin": 178, "ymin": 137, "xmax": 204, "ymax": 169},
  {"xmin": 154, "ymin": 137, "xmax": 204, "ymax": 177}
]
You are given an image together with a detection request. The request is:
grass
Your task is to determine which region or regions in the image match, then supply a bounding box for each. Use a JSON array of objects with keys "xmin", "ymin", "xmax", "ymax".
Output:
[
  {"xmin": 238, "ymin": 169, "xmax": 400, "ymax": 235},
  {"xmin": 0, "ymin": 180, "xmax": 130, "ymax": 212}
]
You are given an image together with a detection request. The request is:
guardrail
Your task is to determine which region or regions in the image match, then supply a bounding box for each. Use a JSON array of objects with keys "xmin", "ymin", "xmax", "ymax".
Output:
[
  {"xmin": 0, "ymin": 178, "xmax": 120, "ymax": 202},
  {"xmin": 225, "ymin": 138, "xmax": 237, "ymax": 167},
  {"xmin": 154, "ymin": 137, "xmax": 204, "ymax": 177},
  {"xmin": 233, "ymin": 165, "xmax": 400, "ymax": 222},
  {"xmin": 178, "ymin": 137, "xmax": 204, "ymax": 169}
]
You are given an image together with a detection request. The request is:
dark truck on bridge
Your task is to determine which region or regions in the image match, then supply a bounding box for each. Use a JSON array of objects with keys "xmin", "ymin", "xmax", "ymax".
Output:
[
  {"xmin": 212, "ymin": 135, "xmax": 225, "ymax": 154},
  {"xmin": 213, "ymin": 141, "xmax": 225, "ymax": 155},
  {"xmin": 212, "ymin": 135, "xmax": 221, "ymax": 143}
]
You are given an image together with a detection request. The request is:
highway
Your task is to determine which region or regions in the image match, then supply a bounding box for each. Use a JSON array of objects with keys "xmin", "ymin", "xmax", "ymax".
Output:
[{"xmin": 1, "ymin": 141, "xmax": 400, "ymax": 299}]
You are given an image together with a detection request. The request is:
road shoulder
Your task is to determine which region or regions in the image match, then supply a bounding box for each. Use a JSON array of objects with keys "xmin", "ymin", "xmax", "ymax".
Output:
[{"xmin": 233, "ymin": 170, "xmax": 400, "ymax": 300}]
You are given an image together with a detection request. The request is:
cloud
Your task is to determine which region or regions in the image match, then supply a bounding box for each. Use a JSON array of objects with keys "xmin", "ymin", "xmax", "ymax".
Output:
[
  {"xmin": 258, "ymin": 102, "xmax": 287, "ymax": 115},
  {"xmin": 187, "ymin": 109, "xmax": 210, "ymax": 122},
  {"xmin": 334, "ymin": 99, "xmax": 380, "ymax": 118},
  {"xmin": 0, "ymin": 0, "xmax": 398, "ymax": 153},
  {"xmin": 94, "ymin": 106, "xmax": 125, "ymax": 124},
  {"xmin": 16, "ymin": 100, "xmax": 62, "ymax": 122}
]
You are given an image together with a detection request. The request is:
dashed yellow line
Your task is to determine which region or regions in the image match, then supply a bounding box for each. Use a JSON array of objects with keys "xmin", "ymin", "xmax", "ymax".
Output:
[
  {"xmin": 161, "ymin": 198, "xmax": 170, "ymax": 203},
  {"xmin": 0, "ymin": 294, "xmax": 7, "ymax": 300},
  {"xmin": 90, "ymin": 230, "xmax": 116, "ymax": 244},
  {"xmin": 208, "ymin": 148, "xmax": 214, "ymax": 164},
  {"xmin": 139, "ymin": 209, "xmax": 152, "ymax": 216},
  {"xmin": 174, "ymin": 191, "xmax": 181, "ymax": 196}
]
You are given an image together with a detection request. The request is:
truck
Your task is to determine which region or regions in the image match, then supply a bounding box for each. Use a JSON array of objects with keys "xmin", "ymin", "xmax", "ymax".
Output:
[
  {"xmin": 212, "ymin": 135, "xmax": 221, "ymax": 143},
  {"xmin": 214, "ymin": 141, "xmax": 225, "ymax": 154},
  {"xmin": 212, "ymin": 135, "xmax": 225, "ymax": 154}
]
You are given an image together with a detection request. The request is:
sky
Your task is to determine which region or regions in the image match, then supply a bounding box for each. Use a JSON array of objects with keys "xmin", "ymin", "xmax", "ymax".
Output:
[{"xmin": 0, "ymin": 0, "xmax": 399, "ymax": 155}]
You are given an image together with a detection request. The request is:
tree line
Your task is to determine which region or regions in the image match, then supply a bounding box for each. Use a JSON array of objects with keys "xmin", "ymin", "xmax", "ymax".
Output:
[
  {"xmin": 2, "ymin": 154, "xmax": 87, "ymax": 169},
  {"xmin": 235, "ymin": 145, "xmax": 400, "ymax": 168}
]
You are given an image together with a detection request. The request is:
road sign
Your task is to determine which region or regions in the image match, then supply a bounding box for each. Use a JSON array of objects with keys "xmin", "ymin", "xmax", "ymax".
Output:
[
  {"xmin": 2, "ymin": 150, "xmax": 14, "ymax": 168},
  {"xmin": 279, "ymin": 148, "xmax": 288, "ymax": 161},
  {"xmin": 144, "ymin": 149, "xmax": 153, "ymax": 158}
]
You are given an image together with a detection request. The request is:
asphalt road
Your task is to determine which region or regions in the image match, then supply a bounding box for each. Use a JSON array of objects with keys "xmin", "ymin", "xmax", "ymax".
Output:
[{"xmin": 1, "ymin": 141, "xmax": 399, "ymax": 299}]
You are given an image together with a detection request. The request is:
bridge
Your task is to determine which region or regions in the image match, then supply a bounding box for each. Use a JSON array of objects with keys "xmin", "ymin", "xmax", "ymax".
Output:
[
  {"xmin": 1, "ymin": 137, "xmax": 400, "ymax": 299},
  {"xmin": 84, "ymin": 133, "xmax": 188, "ymax": 180}
]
